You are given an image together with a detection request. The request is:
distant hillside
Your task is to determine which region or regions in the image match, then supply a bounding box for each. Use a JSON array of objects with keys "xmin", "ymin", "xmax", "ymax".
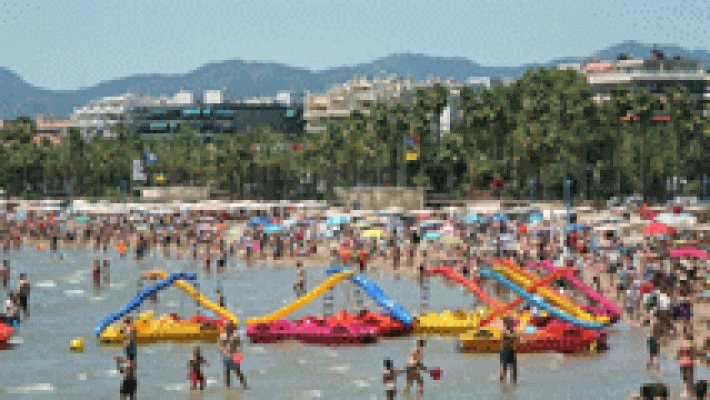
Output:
[{"xmin": 2, "ymin": 40, "xmax": 710, "ymax": 120}]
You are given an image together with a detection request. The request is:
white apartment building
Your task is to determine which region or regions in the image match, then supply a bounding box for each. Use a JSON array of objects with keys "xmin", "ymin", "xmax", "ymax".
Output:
[
  {"xmin": 304, "ymin": 74, "xmax": 513, "ymax": 134},
  {"xmin": 70, "ymin": 93, "xmax": 166, "ymax": 139},
  {"xmin": 564, "ymin": 50, "xmax": 710, "ymax": 108}
]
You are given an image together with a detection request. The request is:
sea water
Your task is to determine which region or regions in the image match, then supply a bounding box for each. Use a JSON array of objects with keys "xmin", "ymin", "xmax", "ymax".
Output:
[{"xmin": 0, "ymin": 248, "xmax": 697, "ymax": 399}]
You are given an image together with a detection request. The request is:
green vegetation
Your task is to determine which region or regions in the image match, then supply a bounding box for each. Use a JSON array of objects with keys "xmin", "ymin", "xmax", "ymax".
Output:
[{"xmin": 0, "ymin": 67, "xmax": 709, "ymax": 201}]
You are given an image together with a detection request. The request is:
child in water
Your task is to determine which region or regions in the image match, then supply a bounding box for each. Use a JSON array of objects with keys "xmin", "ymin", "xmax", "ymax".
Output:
[
  {"xmin": 187, "ymin": 346, "xmax": 209, "ymax": 391},
  {"xmin": 382, "ymin": 358, "xmax": 401, "ymax": 400}
]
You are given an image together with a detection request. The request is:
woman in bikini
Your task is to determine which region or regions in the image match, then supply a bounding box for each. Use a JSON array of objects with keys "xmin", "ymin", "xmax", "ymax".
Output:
[{"xmin": 403, "ymin": 340, "xmax": 427, "ymax": 395}]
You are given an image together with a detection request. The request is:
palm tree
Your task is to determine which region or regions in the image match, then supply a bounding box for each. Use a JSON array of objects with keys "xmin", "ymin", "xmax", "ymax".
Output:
[
  {"xmin": 664, "ymin": 84, "xmax": 698, "ymax": 195},
  {"xmin": 390, "ymin": 102, "xmax": 410, "ymax": 187},
  {"xmin": 369, "ymin": 102, "xmax": 390, "ymax": 186},
  {"xmin": 631, "ymin": 87, "xmax": 657, "ymax": 201}
]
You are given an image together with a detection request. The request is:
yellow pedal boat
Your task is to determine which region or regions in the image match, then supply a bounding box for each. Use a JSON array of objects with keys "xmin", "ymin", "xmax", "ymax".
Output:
[{"xmin": 99, "ymin": 311, "xmax": 223, "ymax": 344}]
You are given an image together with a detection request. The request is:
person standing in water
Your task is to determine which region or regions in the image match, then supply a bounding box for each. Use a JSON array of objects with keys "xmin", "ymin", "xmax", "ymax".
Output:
[
  {"xmin": 500, "ymin": 316, "xmax": 520, "ymax": 383},
  {"xmin": 1, "ymin": 260, "xmax": 9, "ymax": 289},
  {"xmin": 92, "ymin": 260, "xmax": 102, "ymax": 291},
  {"xmin": 293, "ymin": 261, "xmax": 306, "ymax": 297},
  {"xmin": 115, "ymin": 356, "xmax": 137, "ymax": 400},
  {"xmin": 123, "ymin": 316, "xmax": 137, "ymax": 365},
  {"xmin": 103, "ymin": 260, "xmax": 110, "ymax": 286},
  {"xmin": 403, "ymin": 339, "xmax": 427, "ymax": 395},
  {"xmin": 382, "ymin": 359, "xmax": 401, "ymax": 400},
  {"xmin": 219, "ymin": 322, "xmax": 248, "ymax": 390},
  {"xmin": 215, "ymin": 289, "xmax": 226, "ymax": 308},
  {"xmin": 17, "ymin": 273, "xmax": 30, "ymax": 318},
  {"xmin": 187, "ymin": 345, "xmax": 209, "ymax": 391}
]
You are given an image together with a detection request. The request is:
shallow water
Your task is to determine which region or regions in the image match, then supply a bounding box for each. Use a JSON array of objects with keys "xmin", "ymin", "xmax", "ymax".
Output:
[{"xmin": 0, "ymin": 248, "xmax": 703, "ymax": 399}]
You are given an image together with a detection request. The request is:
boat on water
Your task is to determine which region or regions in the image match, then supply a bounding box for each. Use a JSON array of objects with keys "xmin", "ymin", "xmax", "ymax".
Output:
[
  {"xmin": 99, "ymin": 311, "xmax": 226, "ymax": 344},
  {"xmin": 328, "ymin": 310, "xmax": 413, "ymax": 338},
  {"xmin": 246, "ymin": 315, "xmax": 378, "ymax": 345},
  {"xmin": 458, "ymin": 318, "xmax": 607, "ymax": 354}
]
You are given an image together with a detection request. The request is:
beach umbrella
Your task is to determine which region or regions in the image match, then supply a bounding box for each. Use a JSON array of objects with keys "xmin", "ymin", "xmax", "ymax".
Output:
[
  {"xmin": 248, "ymin": 217, "xmax": 271, "ymax": 227},
  {"xmin": 326, "ymin": 216, "xmax": 349, "ymax": 226},
  {"xmin": 263, "ymin": 224, "xmax": 282, "ymax": 233},
  {"xmin": 75, "ymin": 216, "xmax": 89, "ymax": 223},
  {"xmin": 361, "ymin": 229, "xmax": 385, "ymax": 238},
  {"xmin": 564, "ymin": 223, "xmax": 590, "ymax": 232},
  {"xmin": 440, "ymin": 236, "xmax": 463, "ymax": 245},
  {"xmin": 424, "ymin": 231, "xmax": 441, "ymax": 240},
  {"xmin": 669, "ymin": 248, "xmax": 709, "ymax": 258},
  {"xmin": 643, "ymin": 223, "xmax": 676, "ymax": 236}
]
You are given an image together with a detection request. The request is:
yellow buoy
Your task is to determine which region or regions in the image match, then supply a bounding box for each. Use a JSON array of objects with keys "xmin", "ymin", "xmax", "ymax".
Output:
[{"xmin": 70, "ymin": 338, "xmax": 84, "ymax": 352}]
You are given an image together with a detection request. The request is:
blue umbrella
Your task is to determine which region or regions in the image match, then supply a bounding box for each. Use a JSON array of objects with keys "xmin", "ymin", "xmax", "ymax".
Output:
[
  {"xmin": 248, "ymin": 217, "xmax": 270, "ymax": 227},
  {"xmin": 493, "ymin": 214, "xmax": 507, "ymax": 222},
  {"xmin": 264, "ymin": 224, "xmax": 282, "ymax": 233},
  {"xmin": 528, "ymin": 213, "xmax": 543, "ymax": 223},
  {"xmin": 326, "ymin": 216, "xmax": 348, "ymax": 226},
  {"xmin": 424, "ymin": 231, "xmax": 441, "ymax": 240},
  {"xmin": 564, "ymin": 223, "xmax": 589, "ymax": 232}
]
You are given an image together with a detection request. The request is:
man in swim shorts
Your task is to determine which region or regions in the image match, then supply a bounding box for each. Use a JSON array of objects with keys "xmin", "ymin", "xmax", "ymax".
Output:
[
  {"xmin": 500, "ymin": 316, "xmax": 519, "ymax": 383},
  {"xmin": 220, "ymin": 322, "xmax": 248, "ymax": 389},
  {"xmin": 403, "ymin": 339, "xmax": 427, "ymax": 395}
]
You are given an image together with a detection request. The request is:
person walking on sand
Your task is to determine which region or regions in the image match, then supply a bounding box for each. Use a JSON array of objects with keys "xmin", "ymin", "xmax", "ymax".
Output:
[
  {"xmin": 219, "ymin": 322, "xmax": 248, "ymax": 390},
  {"xmin": 678, "ymin": 330, "xmax": 698, "ymax": 397},
  {"xmin": 403, "ymin": 339, "xmax": 427, "ymax": 395},
  {"xmin": 187, "ymin": 345, "xmax": 209, "ymax": 391}
]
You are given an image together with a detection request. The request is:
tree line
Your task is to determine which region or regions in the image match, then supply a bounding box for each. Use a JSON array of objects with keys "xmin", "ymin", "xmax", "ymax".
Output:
[{"xmin": 0, "ymin": 67, "xmax": 709, "ymax": 202}]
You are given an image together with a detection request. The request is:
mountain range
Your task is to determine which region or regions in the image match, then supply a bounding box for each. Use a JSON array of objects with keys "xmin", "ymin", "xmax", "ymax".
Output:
[{"xmin": 2, "ymin": 40, "xmax": 710, "ymax": 120}]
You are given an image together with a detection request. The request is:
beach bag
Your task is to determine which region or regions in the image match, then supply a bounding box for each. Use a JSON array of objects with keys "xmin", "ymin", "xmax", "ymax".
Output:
[{"xmin": 429, "ymin": 367, "xmax": 442, "ymax": 380}]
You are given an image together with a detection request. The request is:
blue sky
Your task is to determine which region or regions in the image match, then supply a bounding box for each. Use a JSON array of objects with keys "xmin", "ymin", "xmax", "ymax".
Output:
[{"xmin": 1, "ymin": 0, "xmax": 708, "ymax": 90}]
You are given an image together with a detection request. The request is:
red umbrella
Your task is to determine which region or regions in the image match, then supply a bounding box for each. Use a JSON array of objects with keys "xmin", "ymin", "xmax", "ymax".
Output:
[{"xmin": 642, "ymin": 223, "xmax": 676, "ymax": 236}]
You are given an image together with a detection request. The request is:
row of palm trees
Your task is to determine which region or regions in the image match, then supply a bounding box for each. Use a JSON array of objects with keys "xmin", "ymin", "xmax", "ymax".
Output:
[{"xmin": 0, "ymin": 67, "xmax": 708, "ymax": 201}]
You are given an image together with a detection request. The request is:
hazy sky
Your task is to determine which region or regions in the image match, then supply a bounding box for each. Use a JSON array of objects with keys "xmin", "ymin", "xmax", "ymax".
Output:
[{"xmin": 1, "ymin": 0, "xmax": 708, "ymax": 90}]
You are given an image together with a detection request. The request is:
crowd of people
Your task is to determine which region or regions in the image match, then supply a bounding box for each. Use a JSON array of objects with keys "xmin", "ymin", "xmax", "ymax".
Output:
[{"xmin": 0, "ymin": 202, "xmax": 710, "ymax": 398}]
